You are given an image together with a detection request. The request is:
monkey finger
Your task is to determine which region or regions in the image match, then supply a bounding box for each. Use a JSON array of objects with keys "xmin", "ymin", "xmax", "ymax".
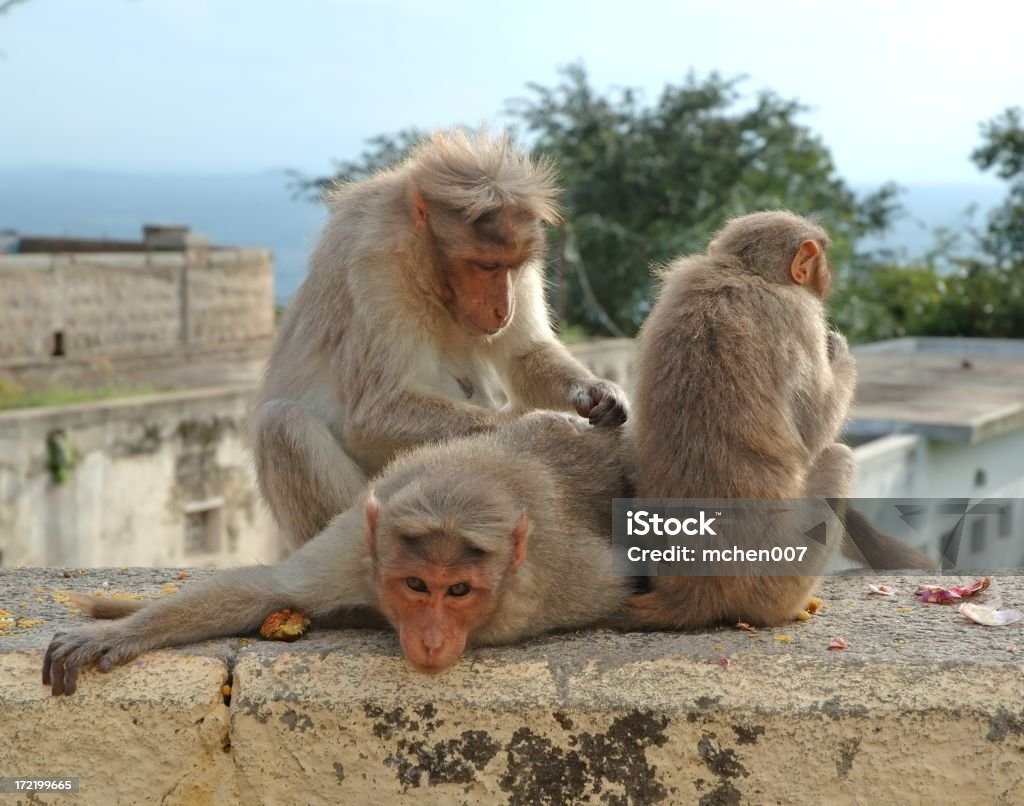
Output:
[
  {"xmin": 42, "ymin": 639, "xmax": 57, "ymax": 685},
  {"xmin": 49, "ymin": 656, "xmax": 66, "ymax": 696},
  {"xmin": 63, "ymin": 661, "xmax": 79, "ymax": 696},
  {"xmin": 589, "ymin": 397, "xmax": 628, "ymax": 427}
]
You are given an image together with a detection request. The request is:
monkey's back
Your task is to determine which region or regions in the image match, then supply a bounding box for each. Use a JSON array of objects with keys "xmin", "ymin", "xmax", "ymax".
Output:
[{"xmin": 632, "ymin": 256, "xmax": 817, "ymax": 499}]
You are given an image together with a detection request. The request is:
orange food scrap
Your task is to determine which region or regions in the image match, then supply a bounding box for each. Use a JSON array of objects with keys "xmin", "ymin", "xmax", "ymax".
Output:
[
  {"xmin": 260, "ymin": 609, "xmax": 312, "ymax": 642},
  {"xmin": 805, "ymin": 597, "xmax": 822, "ymax": 614}
]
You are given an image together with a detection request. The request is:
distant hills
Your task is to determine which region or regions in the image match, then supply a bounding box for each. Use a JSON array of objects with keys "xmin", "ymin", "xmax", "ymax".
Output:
[{"xmin": 0, "ymin": 167, "xmax": 1007, "ymax": 302}]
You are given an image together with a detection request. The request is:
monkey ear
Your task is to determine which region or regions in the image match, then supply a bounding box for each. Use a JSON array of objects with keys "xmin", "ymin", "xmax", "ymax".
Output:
[
  {"xmin": 789, "ymin": 240, "xmax": 821, "ymax": 286},
  {"xmin": 510, "ymin": 512, "xmax": 529, "ymax": 571},
  {"xmin": 364, "ymin": 489, "xmax": 380, "ymax": 554},
  {"xmin": 411, "ymin": 191, "xmax": 429, "ymax": 232}
]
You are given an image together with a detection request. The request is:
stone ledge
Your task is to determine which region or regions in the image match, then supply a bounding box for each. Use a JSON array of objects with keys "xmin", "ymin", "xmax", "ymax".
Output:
[{"xmin": 1, "ymin": 568, "xmax": 1022, "ymax": 804}]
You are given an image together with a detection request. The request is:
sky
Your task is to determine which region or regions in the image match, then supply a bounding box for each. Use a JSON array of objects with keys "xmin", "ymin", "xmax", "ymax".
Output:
[{"xmin": 1, "ymin": 0, "xmax": 1022, "ymax": 186}]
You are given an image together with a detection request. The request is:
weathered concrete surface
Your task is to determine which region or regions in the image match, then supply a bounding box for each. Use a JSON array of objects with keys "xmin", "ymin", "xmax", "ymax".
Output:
[{"xmin": 1, "ymin": 567, "xmax": 1023, "ymax": 805}]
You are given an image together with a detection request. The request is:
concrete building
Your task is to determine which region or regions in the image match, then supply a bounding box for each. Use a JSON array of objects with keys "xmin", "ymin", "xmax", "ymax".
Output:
[
  {"xmin": 849, "ymin": 337, "xmax": 1024, "ymax": 569},
  {"xmin": 0, "ymin": 227, "xmax": 279, "ymax": 567}
]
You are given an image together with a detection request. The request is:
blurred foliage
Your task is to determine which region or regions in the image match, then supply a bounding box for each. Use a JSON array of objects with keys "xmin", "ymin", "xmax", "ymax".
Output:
[
  {"xmin": 0, "ymin": 377, "xmax": 158, "ymax": 410},
  {"xmin": 295, "ymin": 70, "xmax": 1023, "ymax": 343},
  {"xmin": 832, "ymin": 106, "xmax": 1024, "ymax": 342},
  {"xmin": 510, "ymin": 65, "xmax": 898, "ymax": 333}
]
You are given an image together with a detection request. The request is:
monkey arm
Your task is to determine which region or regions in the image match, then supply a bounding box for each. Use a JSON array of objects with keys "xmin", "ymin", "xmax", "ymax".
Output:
[
  {"xmin": 492, "ymin": 336, "xmax": 630, "ymax": 427},
  {"xmin": 43, "ymin": 511, "xmax": 377, "ymax": 696},
  {"xmin": 343, "ymin": 387, "xmax": 518, "ymax": 469}
]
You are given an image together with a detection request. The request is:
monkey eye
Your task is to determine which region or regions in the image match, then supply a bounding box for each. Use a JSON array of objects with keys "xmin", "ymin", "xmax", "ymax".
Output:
[
  {"xmin": 447, "ymin": 582, "xmax": 471, "ymax": 597},
  {"xmin": 405, "ymin": 577, "xmax": 428, "ymax": 593},
  {"xmin": 476, "ymin": 262, "xmax": 501, "ymax": 272}
]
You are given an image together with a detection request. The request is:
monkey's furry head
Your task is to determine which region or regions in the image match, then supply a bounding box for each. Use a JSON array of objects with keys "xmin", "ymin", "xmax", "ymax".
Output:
[
  {"xmin": 708, "ymin": 210, "xmax": 832, "ymax": 283},
  {"xmin": 374, "ymin": 467, "xmax": 525, "ymax": 567},
  {"xmin": 407, "ymin": 127, "xmax": 562, "ymax": 225}
]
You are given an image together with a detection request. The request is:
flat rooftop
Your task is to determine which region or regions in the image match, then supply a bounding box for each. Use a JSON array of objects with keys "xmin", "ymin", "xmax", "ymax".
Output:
[{"xmin": 850, "ymin": 337, "xmax": 1024, "ymax": 444}]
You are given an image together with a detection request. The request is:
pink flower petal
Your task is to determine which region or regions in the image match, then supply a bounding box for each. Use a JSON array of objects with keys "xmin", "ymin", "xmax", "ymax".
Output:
[
  {"xmin": 827, "ymin": 636, "xmax": 848, "ymax": 650},
  {"xmin": 916, "ymin": 578, "xmax": 990, "ymax": 605},
  {"xmin": 958, "ymin": 603, "xmax": 1024, "ymax": 627}
]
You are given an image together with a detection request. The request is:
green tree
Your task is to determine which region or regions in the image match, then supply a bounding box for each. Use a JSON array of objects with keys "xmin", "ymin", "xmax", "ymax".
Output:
[
  {"xmin": 292, "ymin": 66, "xmax": 899, "ymax": 336},
  {"xmin": 831, "ymin": 107, "xmax": 1024, "ymax": 343},
  {"xmin": 972, "ymin": 107, "xmax": 1024, "ymax": 267},
  {"xmin": 510, "ymin": 65, "xmax": 898, "ymax": 334}
]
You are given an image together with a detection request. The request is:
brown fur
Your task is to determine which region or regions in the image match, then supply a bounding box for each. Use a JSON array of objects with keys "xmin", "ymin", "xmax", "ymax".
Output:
[
  {"xmin": 620, "ymin": 211, "xmax": 859, "ymax": 629},
  {"xmin": 42, "ymin": 414, "xmax": 633, "ymax": 694},
  {"xmin": 254, "ymin": 128, "xmax": 627, "ymax": 550}
]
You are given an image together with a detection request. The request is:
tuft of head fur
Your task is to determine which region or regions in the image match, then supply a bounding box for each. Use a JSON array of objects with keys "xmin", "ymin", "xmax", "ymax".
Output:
[
  {"xmin": 406, "ymin": 128, "xmax": 562, "ymax": 225},
  {"xmin": 708, "ymin": 210, "xmax": 831, "ymax": 284},
  {"xmin": 375, "ymin": 467, "xmax": 523, "ymax": 568}
]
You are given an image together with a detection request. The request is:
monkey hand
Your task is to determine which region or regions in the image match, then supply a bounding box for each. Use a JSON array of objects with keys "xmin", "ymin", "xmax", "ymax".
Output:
[
  {"xmin": 826, "ymin": 330, "xmax": 849, "ymax": 363},
  {"xmin": 43, "ymin": 623, "xmax": 145, "ymax": 696},
  {"xmin": 572, "ymin": 380, "xmax": 630, "ymax": 427}
]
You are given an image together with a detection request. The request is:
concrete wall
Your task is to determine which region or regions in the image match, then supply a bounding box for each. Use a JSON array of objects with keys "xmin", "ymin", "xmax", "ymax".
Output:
[
  {"xmin": 0, "ymin": 385, "xmax": 278, "ymax": 568},
  {"xmin": 4, "ymin": 568, "xmax": 1023, "ymax": 805},
  {"xmin": 0, "ymin": 247, "xmax": 274, "ymax": 368}
]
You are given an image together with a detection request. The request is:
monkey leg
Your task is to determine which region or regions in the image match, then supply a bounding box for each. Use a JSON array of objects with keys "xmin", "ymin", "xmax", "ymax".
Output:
[
  {"xmin": 253, "ymin": 400, "xmax": 369, "ymax": 550},
  {"xmin": 615, "ymin": 445, "xmax": 857, "ymax": 633}
]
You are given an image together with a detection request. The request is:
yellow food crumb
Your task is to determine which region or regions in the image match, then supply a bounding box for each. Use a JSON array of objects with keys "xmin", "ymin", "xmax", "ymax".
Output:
[
  {"xmin": 16, "ymin": 618, "xmax": 44, "ymax": 629},
  {"xmin": 161, "ymin": 582, "xmax": 179, "ymax": 595},
  {"xmin": 222, "ymin": 684, "xmax": 232, "ymax": 697},
  {"xmin": 796, "ymin": 610, "xmax": 812, "ymax": 621},
  {"xmin": 34, "ymin": 597, "xmax": 45, "ymax": 603},
  {"xmin": 51, "ymin": 591, "xmax": 72, "ymax": 604},
  {"xmin": 774, "ymin": 635, "xmax": 793, "ymax": 642},
  {"xmin": 895, "ymin": 607, "xmax": 914, "ymax": 613},
  {"xmin": 33, "ymin": 587, "xmax": 45, "ymax": 594},
  {"xmin": 239, "ymin": 637, "xmax": 252, "ymax": 647}
]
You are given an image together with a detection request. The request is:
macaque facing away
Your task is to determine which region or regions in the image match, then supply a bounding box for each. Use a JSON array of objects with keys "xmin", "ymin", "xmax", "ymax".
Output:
[
  {"xmin": 620, "ymin": 211, "xmax": 864, "ymax": 629},
  {"xmin": 43, "ymin": 414, "xmax": 632, "ymax": 694},
  {"xmin": 255, "ymin": 129, "xmax": 628, "ymax": 550}
]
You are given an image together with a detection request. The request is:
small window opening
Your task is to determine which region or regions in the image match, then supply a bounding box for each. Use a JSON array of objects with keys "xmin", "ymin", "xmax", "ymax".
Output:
[
  {"xmin": 184, "ymin": 498, "xmax": 224, "ymax": 556},
  {"xmin": 52, "ymin": 331, "xmax": 65, "ymax": 357}
]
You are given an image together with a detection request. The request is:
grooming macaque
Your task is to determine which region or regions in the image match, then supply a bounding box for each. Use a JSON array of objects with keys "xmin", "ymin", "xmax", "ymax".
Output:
[
  {"xmin": 43, "ymin": 414, "xmax": 633, "ymax": 694},
  {"xmin": 42, "ymin": 209, "xmax": 937, "ymax": 695},
  {"xmin": 619, "ymin": 210, "xmax": 929, "ymax": 630},
  {"xmin": 255, "ymin": 129, "xmax": 628, "ymax": 549}
]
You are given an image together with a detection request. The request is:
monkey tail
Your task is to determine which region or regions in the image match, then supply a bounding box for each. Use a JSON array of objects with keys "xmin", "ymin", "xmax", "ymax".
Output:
[
  {"xmin": 67, "ymin": 592, "xmax": 149, "ymax": 620},
  {"xmin": 842, "ymin": 508, "xmax": 937, "ymax": 570}
]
